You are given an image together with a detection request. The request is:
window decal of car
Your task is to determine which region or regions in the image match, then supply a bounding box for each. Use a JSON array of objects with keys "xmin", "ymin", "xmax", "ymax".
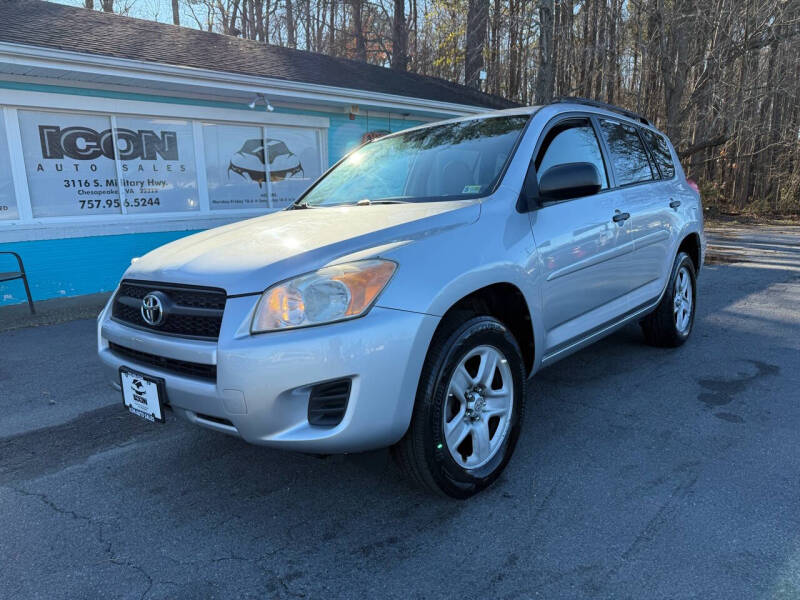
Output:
[{"xmin": 227, "ymin": 138, "xmax": 304, "ymax": 185}]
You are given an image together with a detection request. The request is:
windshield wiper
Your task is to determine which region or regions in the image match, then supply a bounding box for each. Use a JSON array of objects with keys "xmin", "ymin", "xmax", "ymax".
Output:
[
  {"xmin": 287, "ymin": 201, "xmax": 312, "ymax": 210},
  {"xmin": 353, "ymin": 198, "xmax": 411, "ymax": 206}
]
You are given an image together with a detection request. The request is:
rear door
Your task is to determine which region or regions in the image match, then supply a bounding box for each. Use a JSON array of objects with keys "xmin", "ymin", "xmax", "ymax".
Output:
[
  {"xmin": 639, "ymin": 128, "xmax": 685, "ymax": 285},
  {"xmin": 597, "ymin": 118, "xmax": 671, "ymax": 298},
  {"xmin": 528, "ymin": 116, "xmax": 633, "ymax": 353}
]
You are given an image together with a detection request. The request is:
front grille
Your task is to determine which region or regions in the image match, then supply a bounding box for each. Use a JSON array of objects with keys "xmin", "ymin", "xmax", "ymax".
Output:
[
  {"xmin": 109, "ymin": 342, "xmax": 216, "ymax": 381},
  {"xmin": 112, "ymin": 280, "xmax": 226, "ymax": 340},
  {"xmin": 307, "ymin": 379, "xmax": 351, "ymax": 427}
]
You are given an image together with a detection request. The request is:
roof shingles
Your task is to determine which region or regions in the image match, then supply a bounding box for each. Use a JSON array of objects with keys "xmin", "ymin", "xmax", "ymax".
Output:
[{"xmin": 0, "ymin": 0, "xmax": 516, "ymax": 110}]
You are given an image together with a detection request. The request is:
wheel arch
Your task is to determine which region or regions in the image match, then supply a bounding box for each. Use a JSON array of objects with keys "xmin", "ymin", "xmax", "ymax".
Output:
[
  {"xmin": 432, "ymin": 282, "xmax": 536, "ymax": 376},
  {"xmin": 678, "ymin": 232, "xmax": 702, "ymax": 275}
]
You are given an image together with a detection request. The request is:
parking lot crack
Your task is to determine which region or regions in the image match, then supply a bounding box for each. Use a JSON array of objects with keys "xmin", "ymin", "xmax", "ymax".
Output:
[
  {"xmin": 8, "ymin": 485, "xmax": 93, "ymax": 523},
  {"xmin": 98, "ymin": 521, "xmax": 155, "ymax": 600},
  {"xmin": 620, "ymin": 472, "xmax": 699, "ymax": 562}
]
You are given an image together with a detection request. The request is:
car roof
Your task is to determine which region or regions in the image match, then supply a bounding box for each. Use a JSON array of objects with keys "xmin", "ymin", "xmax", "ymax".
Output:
[{"xmin": 391, "ymin": 102, "xmax": 670, "ymax": 143}]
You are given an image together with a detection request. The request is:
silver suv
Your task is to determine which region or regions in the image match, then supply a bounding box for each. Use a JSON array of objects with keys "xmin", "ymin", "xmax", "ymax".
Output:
[{"xmin": 98, "ymin": 99, "xmax": 705, "ymax": 498}]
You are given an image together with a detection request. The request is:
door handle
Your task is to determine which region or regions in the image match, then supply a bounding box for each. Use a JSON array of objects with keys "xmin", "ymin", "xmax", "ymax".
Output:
[
  {"xmin": 612, "ymin": 211, "xmax": 630, "ymax": 223},
  {"xmin": 669, "ymin": 199, "xmax": 681, "ymax": 209}
]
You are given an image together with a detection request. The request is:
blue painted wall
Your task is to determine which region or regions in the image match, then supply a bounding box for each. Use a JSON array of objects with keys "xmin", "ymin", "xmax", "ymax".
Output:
[
  {"xmin": 0, "ymin": 80, "xmax": 432, "ymax": 306},
  {"xmin": 1, "ymin": 231, "xmax": 200, "ymax": 304}
]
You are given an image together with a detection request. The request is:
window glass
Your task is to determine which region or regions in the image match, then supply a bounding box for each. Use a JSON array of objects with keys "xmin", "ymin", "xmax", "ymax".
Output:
[
  {"xmin": 640, "ymin": 128, "xmax": 676, "ymax": 179},
  {"xmin": 19, "ymin": 110, "xmax": 121, "ymax": 217},
  {"xmin": 536, "ymin": 122, "xmax": 608, "ymax": 189},
  {"xmin": 113, "ymin": 116, "xmax": 198, "ymax": 212},
  {"xmin": 598, "ymin": 119, "xmax": 655, "ymax": 185},
  {"xmin": 265, "ymin": 125, "xmax": 324, "ymax": 209},
  {"xmin": 0, "ymin": 111, "xmax": 18, "ymax": 220},
  {"xmin": 301, "ymin": 115, "xmax": 529, "ymax": 207},
  {"xmin": 203, "ymin": 123, "xmax": 269, "ymax": 210}
]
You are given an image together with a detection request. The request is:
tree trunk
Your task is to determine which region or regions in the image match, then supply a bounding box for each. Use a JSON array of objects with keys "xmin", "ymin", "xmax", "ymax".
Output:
[
  {"xmin": 488, "ymin": 0, "xmax": 501, "ymax": 94},
  {"xmin": 329, "ymin": 0, "xmax": 336, "ymax": 55},
  {"xmin": 508, "ymin": 0, "xmax": 521, "ymax": 99},
  {"xmin": 101, "ymin": 0, "xmax": 113, "ymax": 12},
  {"xmin": 465, "ymin": 0, "xmax": 488, "ymax": 88},
  {"xmin": 659, "ymin": 0, "xmax": 691, "ymax": 143},
  {"xmin": 285, "ymin": 0, "xmax": 296, "ymax": 48},
  {"xmin": 170, "ymin": 0, "xmax": 179, "ymax": 26},
  {"xmin": 84, "ymin": 0, "xmax": 94, "ymax": 9},
  {"xmin": 350, "ymin": 0, "xmax": 366, "ymax": 61},
  {"xmin": 535, "ymin": 0, "xmax": 555, "ymax": 103},
  {"xmin": 391, "ymin": 0, "xmax": 408, "ymax": 70}
]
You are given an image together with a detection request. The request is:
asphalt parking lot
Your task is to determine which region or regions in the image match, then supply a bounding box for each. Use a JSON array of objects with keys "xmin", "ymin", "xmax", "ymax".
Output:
[{"xmin": 1, "ymin": 226, "xmax": 799, "ymax": 599}]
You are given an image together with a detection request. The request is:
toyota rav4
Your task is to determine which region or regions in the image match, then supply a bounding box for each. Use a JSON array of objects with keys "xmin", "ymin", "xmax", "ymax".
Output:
[{"xmin": 98, "ymin": 99, "xmax": 705, "ymax": 498}]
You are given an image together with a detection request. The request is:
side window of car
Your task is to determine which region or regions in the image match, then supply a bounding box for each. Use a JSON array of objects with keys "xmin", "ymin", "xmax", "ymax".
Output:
[
  {"xmin": 535, "ymin": 120, "xmax": 609, "ymax": 190},
  {"xmin": 598, "ymin": 119, "xmax": 655, "ymax": 186},
  {"xmin": 640, "ymin": 128, "xmax": 676, "ymax": 179}
]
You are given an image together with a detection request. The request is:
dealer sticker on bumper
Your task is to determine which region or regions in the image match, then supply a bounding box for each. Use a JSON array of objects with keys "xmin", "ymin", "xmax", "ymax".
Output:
[{"xmin": 120, "ymin": 368, "xmax": 165, "ymax": 423}]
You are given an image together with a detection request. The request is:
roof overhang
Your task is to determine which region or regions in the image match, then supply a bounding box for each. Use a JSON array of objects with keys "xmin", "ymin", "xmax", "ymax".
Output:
[{"xmin": 0, "ymin": 41, "xmax": 489, "ymax": 118}]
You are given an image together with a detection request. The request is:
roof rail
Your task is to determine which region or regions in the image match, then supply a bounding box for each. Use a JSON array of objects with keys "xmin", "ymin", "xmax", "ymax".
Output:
[{"xmin": 551, "ymin": 96, "xmax": 651, "ymax": 126}]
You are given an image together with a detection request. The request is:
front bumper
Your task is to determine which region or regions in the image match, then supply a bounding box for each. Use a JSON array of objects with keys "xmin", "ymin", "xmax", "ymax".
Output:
[{"xmin": 98, "ymin": 295, "xmax": 438, "ymax": 453}]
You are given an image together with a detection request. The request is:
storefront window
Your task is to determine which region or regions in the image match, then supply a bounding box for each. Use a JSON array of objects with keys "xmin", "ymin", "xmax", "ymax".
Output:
[
  {"xmin": 9, "ymin": 107, "xmax": 325, "ymax": 222},
  {"xmin": 265, "ymin": 125, "xmax": 323, "ymax": 209},
  {"xmin": 203, "ymin": 123, "xmax": 269, "ymax": 210},
  {"xmin": 18, "ymin": 110, "xmax": 121, "ymax": 217},
  {"xmin": 0, "ymin": 111, "xmax": 19, "ymax": 220},
  {"xmin": 114, "ymin": 116, "xmax": 199, "ymax": 213}
]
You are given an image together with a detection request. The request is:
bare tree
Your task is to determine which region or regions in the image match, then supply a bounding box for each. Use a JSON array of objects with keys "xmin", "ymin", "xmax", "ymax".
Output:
[
  {"xmin": 391, "ymin": 0, "xmax": 408, "ymax": 70},
  {"xmin": 135, "ymin": 0, "xmax": 800, "ymax": 216},
  {"xmin": 349, "ymin": 0, "xmax": 366, "ymax": 61},
  {"xmin": 285, "ymin": 0, "xmax": 296, "ymax": 47},
  {"xmin": 534, "ymin": 0, "xmax": 555, "ymax": 103},
  {"xmin": 466, "ymin": 0, "xmax": 488, "ymax": 88}
]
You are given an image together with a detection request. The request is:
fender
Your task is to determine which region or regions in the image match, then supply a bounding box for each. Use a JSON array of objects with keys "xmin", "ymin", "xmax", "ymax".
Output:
[{"xmin": 376, "ymin": 191, "xmax": 546, "ymax": 371}]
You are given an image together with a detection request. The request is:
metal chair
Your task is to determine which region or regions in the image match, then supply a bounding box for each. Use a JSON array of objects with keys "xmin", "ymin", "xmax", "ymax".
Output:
[{"xmin": 0, "ymin": 251, "xmax": 35, "ymax": 314}]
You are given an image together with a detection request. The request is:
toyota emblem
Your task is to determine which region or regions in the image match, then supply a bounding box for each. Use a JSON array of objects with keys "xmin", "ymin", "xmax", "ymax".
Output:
[{"xmin": 141, "ymin": 292, "xmax": 165, "ymax": 326}]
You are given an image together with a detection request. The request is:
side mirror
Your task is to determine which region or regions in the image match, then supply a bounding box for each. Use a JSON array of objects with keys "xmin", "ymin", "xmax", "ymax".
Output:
[{"xmin": 538, "ymin": 162, "xmax": 602, "ymax": 202}]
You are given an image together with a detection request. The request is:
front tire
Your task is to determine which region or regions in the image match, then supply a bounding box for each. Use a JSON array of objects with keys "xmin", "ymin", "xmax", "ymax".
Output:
[
  {"xmin": 640, "ymin": 251, "xmax": 697, "ymax": 347},
  {"xmin": 392, "ymin": 314, "xmax": 526, "ymax": 498}
]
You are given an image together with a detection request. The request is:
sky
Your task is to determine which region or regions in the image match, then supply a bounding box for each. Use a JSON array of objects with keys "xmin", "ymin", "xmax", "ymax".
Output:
[{"xmin": 49, "ymin": 0, "xmax": 207, "ymax": 29}]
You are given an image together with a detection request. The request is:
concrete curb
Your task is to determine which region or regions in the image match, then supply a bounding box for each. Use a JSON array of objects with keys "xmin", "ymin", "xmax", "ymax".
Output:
[{"xmin": 0, "ymin": 292, "xmax": 112, "ymax": 333}]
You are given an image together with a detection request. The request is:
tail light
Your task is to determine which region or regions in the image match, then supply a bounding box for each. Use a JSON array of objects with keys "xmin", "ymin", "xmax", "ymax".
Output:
[{"xmin": 686, "ymin": 178, "xmax": 700, "ymax": 194}]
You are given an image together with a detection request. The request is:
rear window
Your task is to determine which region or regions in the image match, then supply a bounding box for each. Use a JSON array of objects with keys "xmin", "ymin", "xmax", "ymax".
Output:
[
  {"xmin": 598, "ymin": 119, "xmax": 655, "ymax": 186},
  {"xmin": 640, "ymin": 129, "xmax": 676, "ymax": 179}
]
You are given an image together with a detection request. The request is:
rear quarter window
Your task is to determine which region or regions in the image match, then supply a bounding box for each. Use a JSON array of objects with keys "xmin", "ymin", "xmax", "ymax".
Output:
[{"xmin": 640, "ymin": 129, "xmax": 676, "ymax": 179}]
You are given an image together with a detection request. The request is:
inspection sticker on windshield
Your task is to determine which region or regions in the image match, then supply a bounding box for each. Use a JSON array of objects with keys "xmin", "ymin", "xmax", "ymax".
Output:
[
  {"xmin": 120, "ymin": 368, "xmax": 165, "ymax": 423},
  {"xmin": 462, "ymin": 185, "xmax": 482, "ymax": 194}
]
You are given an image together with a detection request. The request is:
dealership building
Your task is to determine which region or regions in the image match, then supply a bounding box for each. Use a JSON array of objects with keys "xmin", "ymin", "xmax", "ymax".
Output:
[{"xmin": 0, "ymin": 0, "xmax": 510, "ymax": 307}]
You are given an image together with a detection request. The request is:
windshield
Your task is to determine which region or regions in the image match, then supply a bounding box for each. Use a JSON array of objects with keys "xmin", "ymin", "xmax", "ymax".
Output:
[{"xmin": 299, "ymin": 115, "xmax": 530, "ymax": 207}]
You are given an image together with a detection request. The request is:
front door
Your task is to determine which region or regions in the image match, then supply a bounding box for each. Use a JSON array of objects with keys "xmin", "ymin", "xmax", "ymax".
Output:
[{"xmin": 527, "ymin": 117, "xmax": 633, "ymax": 354}]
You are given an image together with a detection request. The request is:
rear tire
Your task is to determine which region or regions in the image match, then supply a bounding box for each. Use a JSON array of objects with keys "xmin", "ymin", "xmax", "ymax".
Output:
[
  {"xmin": 392, "ymin": 314, "xmax": 526, "ymax": 498},
  {"xmin": 640, "ymin": 251, "xmax": 696, "ymax": 347}
]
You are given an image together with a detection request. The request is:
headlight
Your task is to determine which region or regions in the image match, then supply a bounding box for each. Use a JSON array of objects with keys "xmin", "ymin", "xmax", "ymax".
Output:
[{"xmin": 251, "ymin": 259, "xmax": 397, "ymax": 333}]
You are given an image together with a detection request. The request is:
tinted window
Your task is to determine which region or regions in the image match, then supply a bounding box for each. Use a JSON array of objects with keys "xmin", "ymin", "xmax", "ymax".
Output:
[
  {"xmin": 536, "ymin": 121, "xmax": 608, "ymax": 189},
  {"xmin": 598, "ymin": 119, "xmax": 655, "ymax": 185},
  {"xmin": 301, "ymin": 115, "xmax": 529, "ymax": 206},
  {"xmin": 640, "ymin": 129, "xmax": 676, "ymax": 179}
]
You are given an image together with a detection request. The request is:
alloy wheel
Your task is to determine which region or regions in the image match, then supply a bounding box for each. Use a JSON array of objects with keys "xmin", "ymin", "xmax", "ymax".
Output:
[
  {"xmin": 443, "ymin": 345, "xmax": 514, "ymax": 469},
  {"xmin": 673, "ymin": 265, "xmax": 693, "ymax": 333}
]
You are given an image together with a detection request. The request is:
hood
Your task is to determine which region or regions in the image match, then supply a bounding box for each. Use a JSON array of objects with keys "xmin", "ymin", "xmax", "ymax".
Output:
[{"xmin": 126, "ymin": 200, "xmax": 480, "ymax": 295}]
